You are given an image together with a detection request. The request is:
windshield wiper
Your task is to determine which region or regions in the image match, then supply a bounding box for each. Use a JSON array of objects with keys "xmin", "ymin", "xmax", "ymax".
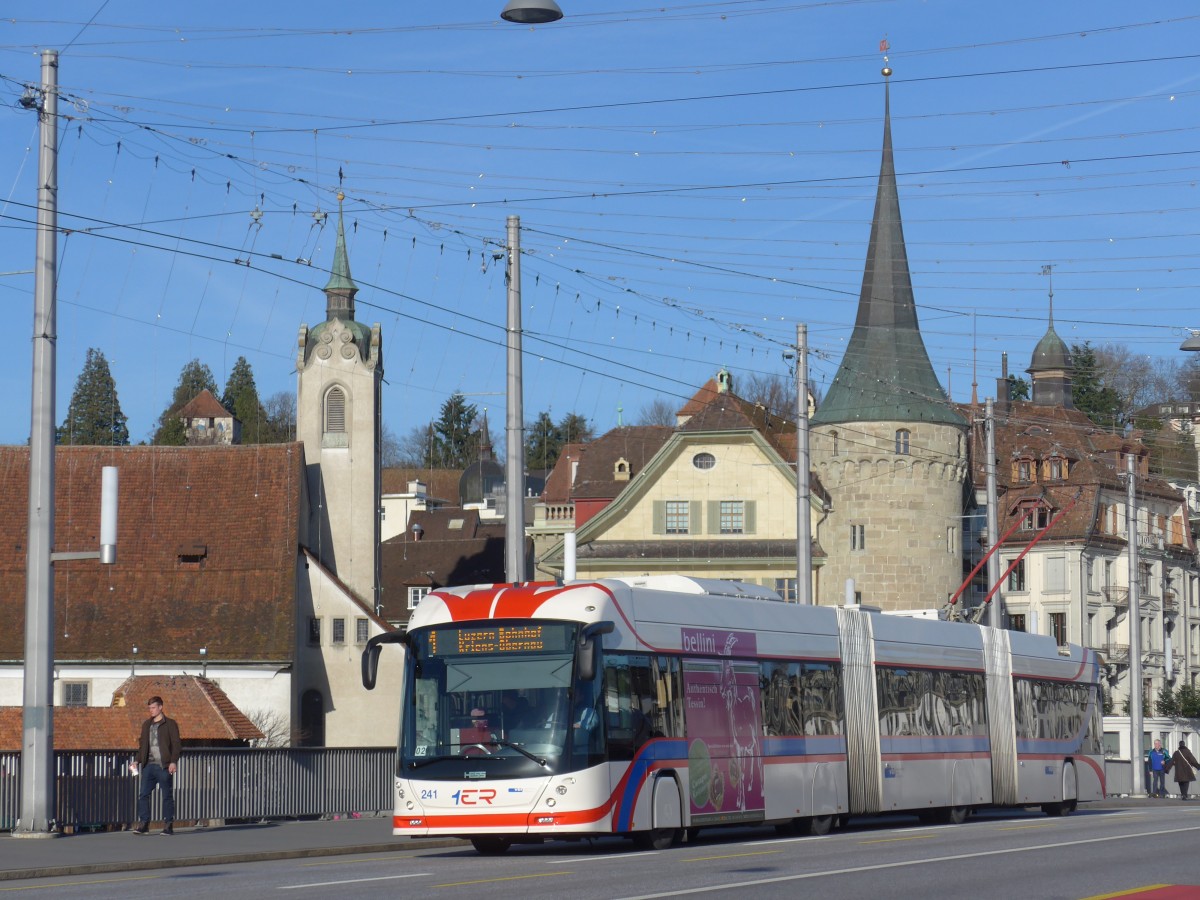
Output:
[
  {"xmin": 485, "ymin": 738, "xmax": 547, "ymax": 767},
  {"xmin": 406, "ymin": 753, "xmax": 480, "ymax": 769}
]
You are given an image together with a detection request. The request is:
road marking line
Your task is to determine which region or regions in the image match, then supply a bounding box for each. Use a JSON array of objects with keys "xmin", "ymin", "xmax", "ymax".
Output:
[
  {"xmin": 0, "ymin": 875, "xmax": 161, "ymax": 893},
  {"xmin": 858, "ymin": 835, "xmax": 934, "ymax": 844},
  {"xmin": 278, "ymin": 873, "xmax": 428, "ymax": 889},
  {"xmin": 611, "ymin": 823, "xmax": 1200, "ymax": 900},
  {"xmin": 996, "ymin": 824, "xmax": 1054, "ymax": 831},
  {"xmin": 436, "ymin": 872, "xmax": 572, "ymax": 888},
  {"xmin": 686, "ymin": 850, "xmax": 780, "ymax": 862},
  {"xmin": 1078, "ymin": 885, "xmax": 1171, "ymax": 900}
]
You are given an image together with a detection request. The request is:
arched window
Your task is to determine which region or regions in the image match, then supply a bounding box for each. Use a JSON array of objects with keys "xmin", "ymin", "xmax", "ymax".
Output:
[
  {"xmin": 325, "ymin": 387, "xmax": 346, "ymax": 433},
  {"xmin": 894, "ymin": 429, "xmax": 910, "ymax": 455},
  {"xmin": 831, "ymin": 430, "xmax": 840, "ymax": 456}
]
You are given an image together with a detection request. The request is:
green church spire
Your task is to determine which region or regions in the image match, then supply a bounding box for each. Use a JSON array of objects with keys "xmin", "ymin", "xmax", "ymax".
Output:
[
  {"xmin": 811, "ymin": 73, "xmax": 960, "ymax": 428},
  {"xmin": 324, "ymin": 193, "xmax": 358, "ymax": 320}
]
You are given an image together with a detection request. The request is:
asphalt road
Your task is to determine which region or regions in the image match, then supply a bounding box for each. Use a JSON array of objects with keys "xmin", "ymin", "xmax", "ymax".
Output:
[{"xmin": 3, "ymin": 806, "xmax": 1199, "ymax": 899}]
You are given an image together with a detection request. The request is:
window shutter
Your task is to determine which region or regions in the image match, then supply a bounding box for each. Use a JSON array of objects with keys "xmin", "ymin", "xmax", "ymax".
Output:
[
  {"xmin": 652, "ymin": 500, "xmax": 666, "ymax": 535},
  {"xmin": 325, "ymin": 387, "xmax": 346, "ymax": 433},
  {"xmin": 707, "ymin": 501, "xmax": 720, "ymax": 535},
  {"xmin": 690, "ymin": 501, "xmax": 703, "ymax": 535},
  {"xmin": 744, "ymin": 500, "xmax": 756, "ymax": 534}
]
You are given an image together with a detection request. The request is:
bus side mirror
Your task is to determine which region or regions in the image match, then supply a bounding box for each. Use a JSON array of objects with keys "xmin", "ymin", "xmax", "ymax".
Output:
[
  {"xmin": 362, "ymin": 631, "xmax": 409, "ymax": 690},
  {"xmin": 577, "ymin": 621, "xmax": 615, "ymax": 682}
]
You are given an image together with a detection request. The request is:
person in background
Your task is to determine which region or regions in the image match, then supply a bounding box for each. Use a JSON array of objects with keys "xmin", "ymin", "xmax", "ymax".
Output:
[
  {"xmin": 131, "ymin": 696, "xmax": 182, "ymax": 835},
  {"xmin": 1146, "ymin": 739, "xmax": 1169, "ymax": 798},
  {"xmin": 1169, "ymin": 741, "xmax": 1200, "ymax": 800}
]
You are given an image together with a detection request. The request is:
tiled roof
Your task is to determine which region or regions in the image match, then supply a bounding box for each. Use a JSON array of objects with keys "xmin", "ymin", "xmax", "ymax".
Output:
[
  {"xmin": 541, "ymin": 443, "xmax": 587, "ymax": 503},
  {"xmin": 379, "ymin": 507, "xmax": 511, "ymax": 622},
  {"xmin": 0, "ymin": 444, "xmax": 303, "ymax": 664},
  {"xmin": 576, "ymin": 539, "xmax": 825, "ymax": 562},
  {"xmin": 0, "ymin": 675, "xmax": 262, "ymax": 750},
  {"xmin": 176, "ymin": 389, "xmax": 233, "ymax": 420},
  {"xmin": 381, "ymin": 467, "xmax": 462, "ymax": 502},
  {"xmin": 569, "ymin": 427, "xmax": 673, "ymax": 500},
  {"xmin": 968, "ymin": 402, "xmax": 1191, "ymax": 550}
]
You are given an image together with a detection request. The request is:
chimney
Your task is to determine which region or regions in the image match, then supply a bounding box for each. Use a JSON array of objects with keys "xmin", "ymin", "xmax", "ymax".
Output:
[{"xmin": 995, "ymin": 352, "xmax": 1011, "ymax": 413}]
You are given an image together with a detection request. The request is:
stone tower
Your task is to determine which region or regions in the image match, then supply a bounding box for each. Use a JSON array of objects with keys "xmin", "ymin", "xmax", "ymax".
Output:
[
  {"xmin": 296, "ymin": 198, "xmax": 383, "ymax": 609},
  {"xmin": 809, "ymin": 73, "xmax": 969, "ymax": 610}
]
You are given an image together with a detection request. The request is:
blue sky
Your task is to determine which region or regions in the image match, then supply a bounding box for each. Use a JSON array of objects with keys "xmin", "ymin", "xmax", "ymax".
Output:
[{"xmin": 2, "ymin": 2, "xmax": 1199, "ymax": 448}]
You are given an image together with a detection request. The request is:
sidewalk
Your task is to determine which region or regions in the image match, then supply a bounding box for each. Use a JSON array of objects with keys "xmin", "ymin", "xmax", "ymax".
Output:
[
  {"xmin": 1, "ymin": 797, "xmax": 1191, "ymax": 882},
  {"xmin": 0, "ymin": 816, "xmax": 464, "ymax": 881}
]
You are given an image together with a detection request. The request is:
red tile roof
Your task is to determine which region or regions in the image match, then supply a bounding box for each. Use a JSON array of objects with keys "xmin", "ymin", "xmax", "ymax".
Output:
[
  {"xmin": 177, "ymin": 389, "xmax": 233, "ymax": 420},
  {"xmin": 0, "ymin": 675, "xmax": 262, "ymax": 750},
  {"xmin": 381, "ymin": 467, "xmax": 462, "ymax": 502},
  {"xmin": 0, "ymin": 444, "xmax": 304, "ymax": 664}
]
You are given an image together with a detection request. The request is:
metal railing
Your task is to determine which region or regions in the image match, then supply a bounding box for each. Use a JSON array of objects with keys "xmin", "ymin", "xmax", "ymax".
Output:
[{"xmin": 0, "ymin": 747, "xmax": 395, "ymax": 832}]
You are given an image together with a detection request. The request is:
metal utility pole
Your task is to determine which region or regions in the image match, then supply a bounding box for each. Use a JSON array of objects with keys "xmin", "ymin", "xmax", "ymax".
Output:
[
  {"xmin": 1126, "ymin": 451, "xmax": 1145, "ymax": 796},
  {"xmin": 985, "ymin": 399, "xmax": 1001, "ymax": 628},
  {"xmin": 18, "ymin": 48, "xmax": 59, "ymax": 838},
  {"xmin": 796, "ymin": 324, "xmax": 812, "ymax": 604},
  {"xmin": 504, "ymin": 215, "xmax": 526, "ymax": 583}
]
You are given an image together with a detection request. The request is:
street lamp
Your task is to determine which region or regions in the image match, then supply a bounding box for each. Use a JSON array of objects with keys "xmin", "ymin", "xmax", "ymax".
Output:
[
  {"xmin": 500, "ymin": 0, "xmax": 563, "ymax": 23},
  {"xmin": 1181, "ymin": 330, "xmax": 1200, "ymax": 352}
]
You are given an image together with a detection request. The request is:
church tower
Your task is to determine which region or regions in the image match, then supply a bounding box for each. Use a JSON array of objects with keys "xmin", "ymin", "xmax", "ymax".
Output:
[
  {"xmin": 809, "ymin": 69, "xmax": 969, "ymax": 610},
  {"xmin": 1027, "ymin": 285, "xmax": 1074, "ymax": 408},
  {"xmin": 296, "ymin": 197, "xmax": 383, "ymax": 608}
]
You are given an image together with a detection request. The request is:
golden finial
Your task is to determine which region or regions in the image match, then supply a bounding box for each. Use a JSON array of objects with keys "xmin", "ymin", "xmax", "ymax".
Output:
[
  {"xmin": 336, "ymin": 190, "xmax": 345, "ymax": 204},
  {"xmin": 880, "ymin": 37, "xmax": 892, "ymax": 77}
]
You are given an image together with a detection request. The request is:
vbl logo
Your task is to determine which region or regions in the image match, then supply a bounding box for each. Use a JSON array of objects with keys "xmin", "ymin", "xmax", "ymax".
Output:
[{"xmin": 452, "ymin": 788, "xmax": 497, "ymax": 806}]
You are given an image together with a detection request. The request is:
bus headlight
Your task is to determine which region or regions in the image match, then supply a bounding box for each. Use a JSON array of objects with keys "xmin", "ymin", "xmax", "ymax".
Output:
[
  {"xmin": 546, "ymin": 798, "xmax": 556, "ymax": 807},
  {"xmin": 406, "ymin": 801, "xmax": 415, "ymax": 810},
  {"xmin": 397, "ymin": 786, "xmax": 406, "ymax": 800}
]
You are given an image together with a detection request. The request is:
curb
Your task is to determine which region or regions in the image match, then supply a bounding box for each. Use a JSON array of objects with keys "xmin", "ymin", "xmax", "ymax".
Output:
[{"xmin": 0, "ymin": 837, "xmax": 468, "ymax": 882}]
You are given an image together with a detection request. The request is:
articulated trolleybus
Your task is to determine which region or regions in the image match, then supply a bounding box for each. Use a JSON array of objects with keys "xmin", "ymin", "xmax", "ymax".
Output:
[{"xmin": 362, "ymin": 576, "xmax": 1103, "ymax": 854}]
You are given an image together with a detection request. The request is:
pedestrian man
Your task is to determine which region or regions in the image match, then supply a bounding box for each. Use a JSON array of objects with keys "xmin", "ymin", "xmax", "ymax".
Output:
[
  {"xmin": 131, "ymin": 695, "xmax": 181, "ymax": 835},
  {"xmin": 1146, "ymin": 738, "xmax": 1169, "ymax": 798}
]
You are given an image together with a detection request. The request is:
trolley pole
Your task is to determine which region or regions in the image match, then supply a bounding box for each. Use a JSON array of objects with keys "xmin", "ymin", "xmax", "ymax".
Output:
[
  {"xmin": 796, "ymin": 324, "xmax": 812, "ymax": 604},
  {"xmin": 1126, "ymin": 451, "xmax": 1145, "ymax": 796},
  {"xmin": 504, "ymin": 215, "xmax": 526, "ymax": 583},
  {"xmin": 18, "ymin": 48, "xmax": 59, "ymax": 838},
  {"xmin": 984, "ymin": 399, "xmax": 1001, "ymax": 628}
]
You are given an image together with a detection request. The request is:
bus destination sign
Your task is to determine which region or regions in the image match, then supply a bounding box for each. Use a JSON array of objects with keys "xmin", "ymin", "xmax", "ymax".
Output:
[{"xmin": 431, "ymin": 624, "xmax": 567, "ymax": 656}]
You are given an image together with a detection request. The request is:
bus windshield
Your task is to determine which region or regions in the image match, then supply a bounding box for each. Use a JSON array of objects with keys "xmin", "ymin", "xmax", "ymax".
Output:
[{"xmin": 401, "ymin": 620, "xmax": 605, "ymax": 777}]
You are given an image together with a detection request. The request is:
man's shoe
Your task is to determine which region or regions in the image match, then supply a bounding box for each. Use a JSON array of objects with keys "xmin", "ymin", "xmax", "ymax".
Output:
[
  {"xmin": 132, "ymin": 824, "xmax": 149, "ymax": 835},
  {"xmin": 160, "ymin": 825, "xmax": 174, "ymax": 836}
]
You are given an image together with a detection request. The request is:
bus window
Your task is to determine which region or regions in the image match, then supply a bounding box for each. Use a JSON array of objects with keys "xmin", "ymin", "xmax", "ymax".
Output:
[
  {"xmin": 801, "ymin": 662, "xmax": 844, "ymax": 736},
  {"xmin": 604, "ymin": 654, "xmax": 656, "ymax": 761},
  {"xmin": 761, "ymin": 662, "xmax": 803, "ymax": 737},
  {"xmin": 654, "ymin": 656, "xmax": 684, "ymax": 738}
]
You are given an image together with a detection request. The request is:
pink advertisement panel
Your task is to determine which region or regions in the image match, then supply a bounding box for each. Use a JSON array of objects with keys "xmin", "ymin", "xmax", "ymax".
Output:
[{"xmin": 681, "ymin": 628, "xmax": 764, "ymax": 819}]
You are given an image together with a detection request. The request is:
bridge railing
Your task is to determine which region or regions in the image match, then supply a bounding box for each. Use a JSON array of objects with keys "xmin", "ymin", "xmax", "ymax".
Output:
[{"xmin": 0, "ymin": 747, "xmax": 395, "ymax": 832}]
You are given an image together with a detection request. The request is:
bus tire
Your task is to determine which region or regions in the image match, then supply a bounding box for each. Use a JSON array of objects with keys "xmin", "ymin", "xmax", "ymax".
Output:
[
  {"xmin": 1041, "ymin": 800, "xmax": 1076, "ymax": 817},
  {"xmin": 634, "ymin": 828, "xmax": 681, "ymax": 851},
  {"xmin": 943, "ymin": 806, "xmax": 970, "ymax": 825},
  {"xmin": 471, "ymin": 836, "xmax": 511, "ymax": 855},
  {"xmin": 801, "ymin": 814, "xmax": 833, "ymax": 836}
]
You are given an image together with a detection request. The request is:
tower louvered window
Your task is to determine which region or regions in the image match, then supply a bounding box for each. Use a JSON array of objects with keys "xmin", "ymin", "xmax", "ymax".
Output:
[{"xmin": 325, "ymin": 387, "xmax": 346, "ymax": 433}]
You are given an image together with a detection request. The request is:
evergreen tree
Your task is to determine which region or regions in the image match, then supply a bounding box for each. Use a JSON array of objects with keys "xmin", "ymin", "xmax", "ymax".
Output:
[
  {"xmin": 1006, "ymin": 374, "xmax": 1030, "ymax": 402},
  {"xmin": 557, "ymin": 412, "xmax": 594, "ymax": 446},
  {"xmin": 222, "ymin": 356, "xmax": 267, "ymax": 443},
  {"xmin": 58, "ymin": 348, "xmax": 129, "ymax": 446},
  {"xmin": 430, "ymin": 393, "xmax": 479, "ymax": 468},
  {"xmin": 526, "ymin": 411, "xmax": 559, "ymax": 470},
  {"xmin": 151, "ymin": 358, "xmax": 219, "ymax": 444},
  {"xmin": 1069, "ymin": 342, "xmax": 1123, "ymax": 428}
]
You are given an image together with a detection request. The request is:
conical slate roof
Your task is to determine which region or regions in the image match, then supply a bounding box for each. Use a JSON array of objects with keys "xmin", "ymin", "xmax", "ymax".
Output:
[
  {"xmin": 323, "ymin": 198, "xmax": 358, "ymax": 320},
  {"xmin": 1028, "ymin": 301, "xmax": 1072, "ymax": 372},
  {"xmin": 811, "ymin": 79, "xmax": 961, "ymax": 428}
]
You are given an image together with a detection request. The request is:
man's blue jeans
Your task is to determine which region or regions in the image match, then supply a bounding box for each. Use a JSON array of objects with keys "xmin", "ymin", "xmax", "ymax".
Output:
[
  {"xmin": 137, "ymin": 764, "xmax": 175, "ymax": 825},
  {"xmin": 1150, "ymin": 770, "xmax": 1166, "ymax": 797}
]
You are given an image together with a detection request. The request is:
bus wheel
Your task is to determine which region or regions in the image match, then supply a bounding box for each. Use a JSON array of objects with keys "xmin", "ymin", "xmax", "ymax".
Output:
[
  {"xmin": 1041, "ymin": 800, "xmax": 1076, "ymax": 817},
  {"xmin": 803, "ymin": 815, "xmax": 833, "ymax": 836},
  {"xmin": 686, "ymin": 827, "xmax": 702, "ymax": 843},
  {"xmin": 944, "ymin": 806, "xmax": 970, "ymax": 825},
  {"xmin": 471, "ymin": 837, "xmax": 511, "ymax": 855},
  {"xmin": 633, "ymin": 828, "xmax": 681, "ymax": 851}
]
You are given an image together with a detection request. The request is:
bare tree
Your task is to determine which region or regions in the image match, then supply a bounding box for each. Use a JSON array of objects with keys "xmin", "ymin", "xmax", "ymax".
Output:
[
  {"xmin": 637, "ymin": 396, "xmax": 679, "ymax": 427},
  {"xmin": 246, "ymin": 708, "xmax": 292, "ymax": 748}
]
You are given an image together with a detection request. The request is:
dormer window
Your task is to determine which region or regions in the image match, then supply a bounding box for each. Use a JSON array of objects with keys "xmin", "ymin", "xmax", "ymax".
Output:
[
  {"xmin": 1015, "ymin": 499, "xmax": 1053, "ymax": 532},
  {"xmin": 1013, "ymin": 456, "xmax": 1035, "ymax": 483},
  {"xmin": 1046, "ymin": 455, "xmax": 1067, "ymax": 481},
  {"xmin": 614, "ymin": 457, "xmax": 630, "ymax": 481}
]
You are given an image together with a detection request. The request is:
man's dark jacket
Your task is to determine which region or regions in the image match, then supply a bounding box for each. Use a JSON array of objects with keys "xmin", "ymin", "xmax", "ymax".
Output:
[{"xmin": 136, "ymin": 715, "xmax": 182, "ymax": 768}]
